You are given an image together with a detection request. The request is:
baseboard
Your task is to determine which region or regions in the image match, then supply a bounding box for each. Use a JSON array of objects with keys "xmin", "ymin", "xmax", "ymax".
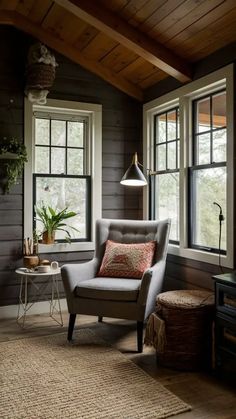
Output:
[{"xmin": 0, "ymin": 298, "xmax": 67, "ymax": 320}]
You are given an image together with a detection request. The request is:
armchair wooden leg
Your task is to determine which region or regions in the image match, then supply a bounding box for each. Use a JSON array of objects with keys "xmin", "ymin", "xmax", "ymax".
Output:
[
  {"xmin": 98, "ymin": 316, "xmax": 103, "ymax": 322},
  {"xmin": 137, "ymin": 321, "xmax": 144, "ymax": 353},
  {"xmin": 68, "ymin": 314, "xmax": 76, "ymax": 341}
]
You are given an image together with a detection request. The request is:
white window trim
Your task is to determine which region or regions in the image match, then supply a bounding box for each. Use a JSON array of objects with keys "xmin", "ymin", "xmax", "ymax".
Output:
[
  {"xmin": 24, "ymin": 98, "xmax": 102, "ymax": 253},
  {"xmin": 143, "ymin": 64, "xmax": 234, "ymax": 268}
]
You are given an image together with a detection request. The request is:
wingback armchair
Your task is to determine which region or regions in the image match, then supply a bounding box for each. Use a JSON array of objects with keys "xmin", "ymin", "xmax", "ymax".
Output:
[{"xmin": 61, "ymin": 218, "xmax": 171, "ymax": 352}]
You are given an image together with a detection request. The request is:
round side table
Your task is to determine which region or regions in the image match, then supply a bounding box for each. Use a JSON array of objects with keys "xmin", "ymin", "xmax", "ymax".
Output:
[{"xmin": 15, "ymin": 267, "xmax": 63, "ymax": 328}]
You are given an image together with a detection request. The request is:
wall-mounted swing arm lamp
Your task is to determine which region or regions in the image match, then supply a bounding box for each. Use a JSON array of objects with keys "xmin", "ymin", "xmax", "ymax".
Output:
[{"xmin": 120, "ymin": 152, "xmax": 157, "ymax": 187}]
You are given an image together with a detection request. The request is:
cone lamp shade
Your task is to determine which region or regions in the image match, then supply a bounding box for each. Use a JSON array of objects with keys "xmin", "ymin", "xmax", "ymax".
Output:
[{"xmin": 120, "ymin": 152, "xmax": 147, "ymax": 186}]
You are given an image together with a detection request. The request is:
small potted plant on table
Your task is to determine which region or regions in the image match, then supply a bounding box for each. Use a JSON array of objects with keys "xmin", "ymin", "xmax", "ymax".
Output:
[{"xmin": 35, "ymin": 205, "xmax": 78, "ymax": 244}]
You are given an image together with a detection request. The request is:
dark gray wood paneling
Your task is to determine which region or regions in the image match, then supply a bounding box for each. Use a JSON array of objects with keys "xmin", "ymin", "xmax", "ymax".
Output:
[
  {"xmin": 143, "ymin": 42, "xmax": 236, "ymax": 291},
  {"xmin": 0, "ymin": 27, "xmax": 142, "ymax": 307},
  {"xmin": 0, "ymin": 211, "xmax": 23, "ymax": 226},
  {"xmin": 0, "ymin": 226, "xmax": 22, "ymax": 241}
]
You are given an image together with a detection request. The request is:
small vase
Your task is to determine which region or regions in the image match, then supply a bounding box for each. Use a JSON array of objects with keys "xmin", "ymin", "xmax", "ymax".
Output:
[
  {"xmin": 23, "ymin": 255, "xmax": 39, "ymax": 269},
  {"xmin": 42, "ymin": 231, "xmax": 55, "ymax": 244}
]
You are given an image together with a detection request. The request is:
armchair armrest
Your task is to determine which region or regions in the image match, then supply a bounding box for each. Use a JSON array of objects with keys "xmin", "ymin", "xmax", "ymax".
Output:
[
  {"xmin": 138, "ymin": 260, "xmax": 166, "ymax": 318},
  {"xmin": 61, "ymin": 258, "xmax": 99, "ymax": 295}
]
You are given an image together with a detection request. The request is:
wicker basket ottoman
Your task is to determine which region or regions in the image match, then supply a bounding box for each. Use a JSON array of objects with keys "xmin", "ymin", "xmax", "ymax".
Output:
[{"xmin": 154, "ymin": 290, "xmax": 215, "ymax": 370}]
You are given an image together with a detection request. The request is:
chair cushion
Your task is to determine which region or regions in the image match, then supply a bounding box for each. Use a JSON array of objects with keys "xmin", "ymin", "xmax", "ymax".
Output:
[
  {"xmin": 75, "ymin": 277, "xmax": 141, "ymax": 301},
  {"xmin": 97, "ymin": 240, "xmax": 156, "ymax": 279}
]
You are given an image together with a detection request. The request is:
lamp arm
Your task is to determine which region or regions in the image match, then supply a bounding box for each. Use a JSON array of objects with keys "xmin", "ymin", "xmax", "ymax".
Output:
[{"xmin": 137, "ymin": 161, "xmax": 158, "ymax": 176}]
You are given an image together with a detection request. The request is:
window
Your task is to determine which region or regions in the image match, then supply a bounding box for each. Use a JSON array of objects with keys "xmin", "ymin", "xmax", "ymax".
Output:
[
  {"xmin": 190, "ymin": 91, "xmax": 226, "ymax": 252},
  {"xmin": 144, "ymin": 65, "xmax": 234, "ymax": 268},
  {"xmin": 153, "ymin": 107, "xmax": 179, "ymax": 243},
  {"xmin": 24, "ymin": 99, "xmax": 102, "ymax": 252}
]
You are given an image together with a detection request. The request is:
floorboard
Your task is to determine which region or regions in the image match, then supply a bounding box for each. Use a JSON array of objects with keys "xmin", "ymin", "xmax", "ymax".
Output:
[{"xmin": 0, "ymin": 312, "xmax": 235, "ymax": 418}]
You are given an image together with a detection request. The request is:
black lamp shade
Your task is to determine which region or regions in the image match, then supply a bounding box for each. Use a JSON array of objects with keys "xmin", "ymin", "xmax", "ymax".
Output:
[{"xmin": 120, "ymin": 153, "xmax": 147, "ymax": 186}]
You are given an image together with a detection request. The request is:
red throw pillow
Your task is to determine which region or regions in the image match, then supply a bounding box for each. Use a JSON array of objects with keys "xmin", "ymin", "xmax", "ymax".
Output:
[{"xmin": 98, "ymin": 240, "xmax": 156, "ymax": 279}]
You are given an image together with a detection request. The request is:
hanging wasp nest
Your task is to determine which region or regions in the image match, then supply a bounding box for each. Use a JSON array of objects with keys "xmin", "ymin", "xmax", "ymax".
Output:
[{"xmin": 25, "ymin": 43, "xmax": 58, "ymax": 105}]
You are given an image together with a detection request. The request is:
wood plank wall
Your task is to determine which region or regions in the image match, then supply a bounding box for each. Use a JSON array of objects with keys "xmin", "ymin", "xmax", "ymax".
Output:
[
  {"xmin": 1, "ymin": 28, "xmax": 235, "ymax": 309},
  {"xmin": 145, "ymin": 44, "xmax": 236, "ymax": 293},
  {"xmin": 0, "ymin": 27, "xmax": 142, "ymax": 307}
]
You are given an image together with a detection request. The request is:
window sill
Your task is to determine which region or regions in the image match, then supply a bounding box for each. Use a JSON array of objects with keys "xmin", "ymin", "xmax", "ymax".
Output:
[
  {"xmin": 168, "ymin": 243, "xmax": 233, "ymax": 269},
  {"xmin": 38, "ymin": 241, "xmax": 95, "ymax": 253}
]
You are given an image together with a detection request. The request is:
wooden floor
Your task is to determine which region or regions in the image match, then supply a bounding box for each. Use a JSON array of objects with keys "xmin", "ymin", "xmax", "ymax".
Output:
[{"xmin": 0, "ymin": 311, "xmax": 235, "ymax": 419}]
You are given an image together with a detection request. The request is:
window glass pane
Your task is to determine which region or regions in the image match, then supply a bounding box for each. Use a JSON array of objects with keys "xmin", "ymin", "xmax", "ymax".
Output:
[
  {"xmin": 197, "ymin": 98, "xmax": 210, "ymax": 133},
  {"xmin": 156, "ymin": 114, "xmax": 166, "ymax": 143},
  {"xmin": 167, "ymin": 110, "xmax": 177, "ymax": 141},
  {"xmin": 35, "ymin": 176, "xmax": 88, "ymax": 240},
  {"xmin": 68, "ymin": 122, "xmax": 84, "ymax": 147},
  {"xmin": 67, "ymin": 149, "xmax": 84, "ymax": 175},
  {"xmin": 35, "ymin": 147, "xmax": 49, "ymax": 173},
  {"xmin": 192, "ymin": 167, "xmax": 226, "ymax": 250},
  {"xmin": 51, "ymin": 120, "xmax": 66, "ymax": 146},
  {"xmin": 51, "ymin": 147, "xmax": 65, "ymax": 174},
  {"xmin": 212, "ymin": 92, "xmax": 226, "ymax": 129},
  {"xmin": 155, "ymin": 173, "xmax": 179, "ymax": 242},
  {"xmin": 213, "ymin": 129, "xmax": 226, "ymax": 162},
  {"xmin": 167, "ymin": 141, "xmax": 176, "ymax": 169},
  {"xmin": 156, "ymin": 144, "xmax": 166, "ymax": 170},
  {"xmin": 35, "ymin": 119, "xmax": 49, "ymax": 145},
  {"xmin": 196, "ymin": 133, "xmax": 210, "ymax": 165}
]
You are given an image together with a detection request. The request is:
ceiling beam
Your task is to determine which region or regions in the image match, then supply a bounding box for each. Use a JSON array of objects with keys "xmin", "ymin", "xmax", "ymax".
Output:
[
  {"xmin": 54, "ymin": 0, "xmax": 192, "ymax": 83},
  {"xmin": 0, "ymin": 10, "xmax": 143, "ymax": 101}
]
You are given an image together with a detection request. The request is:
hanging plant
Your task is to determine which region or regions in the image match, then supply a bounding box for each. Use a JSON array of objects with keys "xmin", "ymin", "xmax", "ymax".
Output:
[
  {"xmin": 25, "ymin": 42, "xmax": 58, "ymax": 105},
  {"xmin": 0, "ymin": 138, "xmax": 28, "ymax": 193}
]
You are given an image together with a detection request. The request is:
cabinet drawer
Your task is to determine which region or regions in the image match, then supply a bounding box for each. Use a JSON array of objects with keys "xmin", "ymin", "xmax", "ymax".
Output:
[
  {"xmin": 215, "ymin": 283, "xmax": 236, "ymax": 318},
  {"xmin": 216, "ymin": 313, "xmax": 236, "ymax": 356}
]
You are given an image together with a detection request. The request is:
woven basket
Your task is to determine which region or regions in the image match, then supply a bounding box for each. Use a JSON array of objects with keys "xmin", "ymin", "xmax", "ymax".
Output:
[
  {"xmin": 25, "ymin": 63, "xmax": 55, "ymax": 89},
  {"xmin": 155, "ymin": 290, "xmax": 215, "ymax": 370}
]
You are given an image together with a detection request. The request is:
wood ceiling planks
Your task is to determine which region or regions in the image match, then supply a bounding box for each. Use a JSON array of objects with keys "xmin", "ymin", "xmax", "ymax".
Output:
[
  {"xmin": 165, "ymin": 0, "xmax": 236, "ymax": 52},
  {"xmin": 0, "ymin": 0, "xmax": 236, "ymax": 99},
  {"xmin": 54, "ymin": 0, "xmax": 192, "ymax": 82},
  {"xmin": 81, "ymin": 32, "xmax": 118, "ymax": 61}
]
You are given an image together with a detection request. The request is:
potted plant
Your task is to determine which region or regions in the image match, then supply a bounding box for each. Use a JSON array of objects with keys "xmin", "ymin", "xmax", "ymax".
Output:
[
  {"xmin": 0, "ymin": 138, "xmax": 28, "ymax": 193},
  {"xmin": 35, "ymin": 205, "xmax": 79, "ymax": 244},
  {"xmin": 25, "ymin": 42, "xmax": 58, "ymax": 105}
]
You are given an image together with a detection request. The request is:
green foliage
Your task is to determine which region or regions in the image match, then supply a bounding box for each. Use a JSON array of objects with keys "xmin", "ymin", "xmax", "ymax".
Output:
[
  {"xmin": 0, "ymin": 138, "xmax": 28, "ymax": 193},
  {"xmin": 34, "ymin": 204, "xmax": 79, "ymax": 242}
]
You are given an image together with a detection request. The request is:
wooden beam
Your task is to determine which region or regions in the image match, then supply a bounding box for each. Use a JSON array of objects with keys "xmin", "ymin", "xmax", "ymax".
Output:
[
  {"xmin": 54, "ymin": 0, "xmax": 192, "ymax": 83},
  {"xmin": 0, "ymin": 10, "xmax": 143, "ymax": 101}
]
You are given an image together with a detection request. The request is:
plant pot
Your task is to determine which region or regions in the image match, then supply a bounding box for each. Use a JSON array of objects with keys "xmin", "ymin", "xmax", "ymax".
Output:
[
  {"xmin": 42, "ymin": 231, "xmax": 55, "ymax": 244},
  {"xmin": 26, "ymin": 63, "xmax": 56, "ymax": 89},
  {"xmin": 23, "ymin": 255, "xmax": 39, "ymax": 269}
]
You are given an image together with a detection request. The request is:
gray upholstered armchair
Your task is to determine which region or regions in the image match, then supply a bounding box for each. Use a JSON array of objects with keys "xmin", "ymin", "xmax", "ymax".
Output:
[{"xmin": 61, "ymin": 218, "xmax": 171, "ymax": 352}]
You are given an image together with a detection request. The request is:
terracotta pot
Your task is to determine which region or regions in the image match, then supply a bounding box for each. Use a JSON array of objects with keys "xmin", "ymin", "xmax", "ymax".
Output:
[
  {"xmin": 23, "ymin": 255, "xmax": 39, "ymax": 269},
  {"xmin": 42, "ymin": 231, "xmax": 55, "ymax": 244}
]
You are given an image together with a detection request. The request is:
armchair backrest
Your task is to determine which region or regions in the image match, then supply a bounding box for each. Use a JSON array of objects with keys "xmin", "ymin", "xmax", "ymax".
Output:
[{"xmin": 95, "ymin": 218, "xmax": 171, "ymax": 266}]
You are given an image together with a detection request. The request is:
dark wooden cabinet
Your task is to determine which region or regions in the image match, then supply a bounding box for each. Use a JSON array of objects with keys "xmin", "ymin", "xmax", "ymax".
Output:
[{"xmin": 213, "ymin": 273, "xmax": 236, "ymax": 375}]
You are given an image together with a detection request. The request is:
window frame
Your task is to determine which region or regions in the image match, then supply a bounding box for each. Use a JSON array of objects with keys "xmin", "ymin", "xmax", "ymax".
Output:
[
  {"xmin": 153, "ymin": 106, "xmax": 180, "ymax": 244},
  {"xmin": 143, "ymin": 64, "xmax": 234, "ymax": 268},
  {"xmin": 33, "ymin": 173, "xmax": 91, "ymax": 242},
  {"xmin": 24, "ymin": 98, "xmax": 102, "ymax": 253},
  {"xmin": 189, "ymin": 89, "xmax": 227, "ymax": 253}
]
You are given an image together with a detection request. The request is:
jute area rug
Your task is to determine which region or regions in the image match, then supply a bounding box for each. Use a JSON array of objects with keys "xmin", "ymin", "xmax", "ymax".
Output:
[{"xmin": 0, "ymin": 329, "xmax": 191, "ymax": 419}]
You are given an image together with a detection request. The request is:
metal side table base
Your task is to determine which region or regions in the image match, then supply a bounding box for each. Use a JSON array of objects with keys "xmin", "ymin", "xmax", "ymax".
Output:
[{"xmin": 16, "ymin": 268, "xmax": 63, "ymax": 328}]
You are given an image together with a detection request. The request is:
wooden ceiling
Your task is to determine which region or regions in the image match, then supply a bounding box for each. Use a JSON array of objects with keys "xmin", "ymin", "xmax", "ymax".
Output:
[{"xmin": 1, "ymin": 0, "xmax": 236, "ymax": 101}]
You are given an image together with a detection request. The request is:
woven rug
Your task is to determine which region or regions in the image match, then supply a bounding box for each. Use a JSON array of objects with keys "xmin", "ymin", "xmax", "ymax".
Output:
[{"xmin": 0, "ymin": 330, "xmax": 191, "ymax": 419}]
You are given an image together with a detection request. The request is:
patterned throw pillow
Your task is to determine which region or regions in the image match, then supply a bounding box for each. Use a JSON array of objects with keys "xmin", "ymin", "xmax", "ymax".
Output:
[{"xmin": 98, "ymin": 240, "xmax": 156, "ymax": 279}]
